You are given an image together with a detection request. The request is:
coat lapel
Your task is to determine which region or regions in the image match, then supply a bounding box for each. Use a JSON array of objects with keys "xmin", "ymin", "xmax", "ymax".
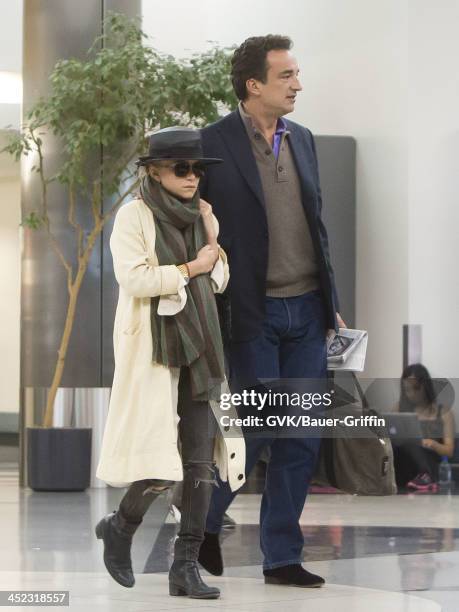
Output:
[
  {"xmin": 217, "ymin": 110, "xmax": 266, "ymax": 210},
  {"xmin": 285, "ymin": 125, "xmax": 318, "ymax": 217}
]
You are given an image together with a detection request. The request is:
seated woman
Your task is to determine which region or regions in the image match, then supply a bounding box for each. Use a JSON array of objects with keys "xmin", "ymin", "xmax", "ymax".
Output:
[{"xmin": 393, "ymin": 363, "xmax": 455, "ymax": 491}]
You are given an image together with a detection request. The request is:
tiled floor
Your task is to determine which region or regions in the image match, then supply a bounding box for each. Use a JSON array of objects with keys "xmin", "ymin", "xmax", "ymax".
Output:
[
  {"xmin": 0, "ymin": 572, "xmax": 441, "ymax": 611},
  {"xmin": 1, "ymin": 466, "xmax": 458, "ymax": 610}
]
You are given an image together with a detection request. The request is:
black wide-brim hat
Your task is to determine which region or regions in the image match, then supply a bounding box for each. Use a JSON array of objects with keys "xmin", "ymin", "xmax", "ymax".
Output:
[{"xmin": 136, "ymin": 126, "xmax": 223, "ymax": 166}]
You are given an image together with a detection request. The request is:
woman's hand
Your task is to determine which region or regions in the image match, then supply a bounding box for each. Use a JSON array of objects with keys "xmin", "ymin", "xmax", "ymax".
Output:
[
  {"xmin": 187, "ymin": 245, "xmax": 219, "ymax": 277},
  {"xmin": 422, "ymin": 438, "xmax": 438, "ymax": 451},
  {"xmin": 199, "ymin": 198, "xmax": 213, "ymax": 219},
  {"xmin": 199, "ymin": 198, "xmax": 218, "ymax": 247},
  {"xmin": 197, "ymin": 245, "xmax": 219, "ymax": 272}
]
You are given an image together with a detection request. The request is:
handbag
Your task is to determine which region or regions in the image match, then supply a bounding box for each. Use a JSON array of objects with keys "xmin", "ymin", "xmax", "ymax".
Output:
[{"xmin": 313, "ymin": 372, "xmax": 397, "ymax": 495}]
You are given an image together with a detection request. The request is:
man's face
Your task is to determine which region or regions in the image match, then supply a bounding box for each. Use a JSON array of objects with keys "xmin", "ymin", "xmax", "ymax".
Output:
[{"xmin": 252, "ymin": 49, "xmax": 302, "ymax": 116}]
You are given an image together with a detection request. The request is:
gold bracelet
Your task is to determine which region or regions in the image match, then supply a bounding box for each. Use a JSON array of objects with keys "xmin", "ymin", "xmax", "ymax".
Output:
[{"xmin": 176, "ymin": 264, "xmax": 190, "ymax": 280}]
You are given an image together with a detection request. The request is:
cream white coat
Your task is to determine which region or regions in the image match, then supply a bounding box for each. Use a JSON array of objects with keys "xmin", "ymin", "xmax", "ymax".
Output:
[{"xmin": 96, "ymin": 198, "xmax": 246, "ymax": 492}]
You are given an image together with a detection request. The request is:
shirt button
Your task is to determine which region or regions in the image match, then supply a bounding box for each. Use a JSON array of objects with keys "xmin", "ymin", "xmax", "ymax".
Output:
[
  {"xmin": 238, "ymin": 474, "xmax": 244, "ymax": 480},
  {"xmin": 224, "ymin": 425, "xmax": 230, "ymax": 432},
  {"xmin": 230, "ymin": 452, "xmax": 235, "ymax": 459},
  {"xmin": 254, "ymin": 133, "xmax": 261, "ymax": 139},
  {"xmin": 265, "ymin": 149, "xmax": 271, "ymax": 155},
  {"xmin": 279, "ymin": 166, "xmax": 284, "ymax": 171}
]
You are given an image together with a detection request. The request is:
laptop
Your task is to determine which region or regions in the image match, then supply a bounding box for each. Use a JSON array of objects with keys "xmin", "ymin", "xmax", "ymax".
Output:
[{"xmin": 380, "ymin": 413, "xmax": 423, "ymax": 445}]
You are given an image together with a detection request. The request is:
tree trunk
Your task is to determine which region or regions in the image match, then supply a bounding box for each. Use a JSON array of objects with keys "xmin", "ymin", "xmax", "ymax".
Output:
[{"xmin": 42, "ymin": 226, "xmax": 101, "ymax": 427}]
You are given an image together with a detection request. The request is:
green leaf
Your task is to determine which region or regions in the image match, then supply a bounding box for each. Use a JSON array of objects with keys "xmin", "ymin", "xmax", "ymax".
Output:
[{"xmin": 21, "ymin": 212, "xmax": 43, "ymax": 230}]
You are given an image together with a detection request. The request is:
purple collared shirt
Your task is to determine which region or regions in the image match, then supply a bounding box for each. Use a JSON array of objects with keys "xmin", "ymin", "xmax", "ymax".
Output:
[
  {"xmin": 239, "ymin": 102, "xmax": 288, "ymax": 159},
  {"xmin": 272, "ymin": 117, "xmax": 288, "ymax": 159}
]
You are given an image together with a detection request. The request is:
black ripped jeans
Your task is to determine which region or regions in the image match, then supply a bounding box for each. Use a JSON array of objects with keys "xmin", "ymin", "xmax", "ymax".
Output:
[{"xmin": 116, "ymin": 367, "xmax": 218, "ymax": 561}]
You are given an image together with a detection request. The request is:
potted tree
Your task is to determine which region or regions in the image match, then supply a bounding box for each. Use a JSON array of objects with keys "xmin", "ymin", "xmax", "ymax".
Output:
[{"xmin": 3, "ymin": 13, "xmax": 236, "ymax": 491}]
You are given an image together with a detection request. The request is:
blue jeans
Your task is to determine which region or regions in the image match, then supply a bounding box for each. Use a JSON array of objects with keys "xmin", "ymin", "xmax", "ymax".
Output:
[{"xmin": 206, "ymin": 290, "xmax": 327, "ymax": 570}]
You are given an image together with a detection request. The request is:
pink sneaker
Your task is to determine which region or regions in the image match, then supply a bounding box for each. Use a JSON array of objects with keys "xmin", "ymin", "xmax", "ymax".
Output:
[{"xmin": 407, "ymin": 472, "xmax": 439, "ymax": 492}]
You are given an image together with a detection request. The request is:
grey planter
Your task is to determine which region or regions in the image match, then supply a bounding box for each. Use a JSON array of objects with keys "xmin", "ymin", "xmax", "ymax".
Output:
[{"xmin": 27, "ymin": 427, "xmax": 92, "ymax": 491}]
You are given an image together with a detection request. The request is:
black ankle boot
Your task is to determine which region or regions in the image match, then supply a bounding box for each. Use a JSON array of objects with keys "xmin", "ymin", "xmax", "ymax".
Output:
[
  {"xmin": 95, "ymin": 511, "xmax": 138, "ymax": 588},
  {"xmin": 198, "ymin": 532, "xmax": 223, "ymax": 576},
  {"xmin": 169, "ymin": 559, "xmax": 220, "ymax": 599}
]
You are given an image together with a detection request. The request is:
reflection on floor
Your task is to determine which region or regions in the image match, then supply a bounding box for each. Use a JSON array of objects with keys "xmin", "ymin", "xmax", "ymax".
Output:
[
  {"xmin": 144, "ymin": 523, "xmax": 459, "ymax": 572},
  {"xmin": 1, "ymin": 470, "xmax": 458, "ymax": 611}
]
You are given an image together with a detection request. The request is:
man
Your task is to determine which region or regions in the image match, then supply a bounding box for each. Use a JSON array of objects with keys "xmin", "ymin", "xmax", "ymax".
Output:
[{"xmin": 198, "ymin": 35, "xmax": 345, "ymax": 587}]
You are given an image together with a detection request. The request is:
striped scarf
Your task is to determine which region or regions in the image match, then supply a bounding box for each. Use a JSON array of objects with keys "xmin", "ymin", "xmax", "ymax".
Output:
[{"xmin": 140, "ymin": 175, "xmax": 225, "ymax": 401}]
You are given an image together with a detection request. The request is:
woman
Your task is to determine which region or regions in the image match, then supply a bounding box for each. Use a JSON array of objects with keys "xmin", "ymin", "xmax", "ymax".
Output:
[
  {"xmin": 95, "ymin": 127, "xmax": 245, "ymax": 600},
  {"xmin": 393, "ymin": 363, "xmax": 455, "ymax": 491}
]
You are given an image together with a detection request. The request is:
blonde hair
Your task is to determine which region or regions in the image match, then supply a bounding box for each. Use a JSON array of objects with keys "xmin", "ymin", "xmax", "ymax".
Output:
[
  {"xmin": 137, "ymin": 165, "xmax": 148, "ymax": 179},
  {"xmin": 138, "ymin": 161, "xmax": 169, "ymax": 180}
]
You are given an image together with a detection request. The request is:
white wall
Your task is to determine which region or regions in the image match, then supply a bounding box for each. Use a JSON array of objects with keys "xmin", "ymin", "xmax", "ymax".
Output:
[
  {"xmin": 142, "ymin": 0, "xmax": 412, "ymax": 378},
  {"xmin": 0, "ymin": 3, "xmax": 22, "ymax": 71},
  {"xmin": 0, "ymin": 2, "xmax": 22, "ymax": 128},
  {"xmin": 0, "ymin": 164, "xmax": 21, "ymax": 414},
  {"xmin": 0, "ymin": 1, "xmax": 22, "ymax": 417},
  {"xmin": 408, "ymin": 1, "xmax": 459, "ymax": 379}
]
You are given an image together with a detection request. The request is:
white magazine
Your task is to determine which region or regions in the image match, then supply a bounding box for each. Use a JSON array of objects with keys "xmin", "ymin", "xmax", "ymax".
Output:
[{"xmin": 327, "ymin": 328, "xmax": 368, "ymax": 372}]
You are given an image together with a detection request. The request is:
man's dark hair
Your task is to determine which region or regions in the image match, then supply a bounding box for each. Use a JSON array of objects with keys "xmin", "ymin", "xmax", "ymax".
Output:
[{"xmin": 231, "ymin": 35, "xmax": 293, "ymax": 101}]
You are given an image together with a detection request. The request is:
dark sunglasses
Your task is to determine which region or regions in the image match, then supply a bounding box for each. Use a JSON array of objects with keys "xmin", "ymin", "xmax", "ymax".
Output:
[{"xmin": 167, "ymin": 161, "xmax": 206, "ymax": 178}]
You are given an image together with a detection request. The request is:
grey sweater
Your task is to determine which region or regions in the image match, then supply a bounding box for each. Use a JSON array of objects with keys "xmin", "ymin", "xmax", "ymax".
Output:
[{"xmin": 238, "ymin": 103, "xmax": 319, "ymax": 298}]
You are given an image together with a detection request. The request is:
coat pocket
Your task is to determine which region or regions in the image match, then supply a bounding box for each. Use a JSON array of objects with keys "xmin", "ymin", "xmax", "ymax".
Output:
[
  {"xmin": 122, "ymin": 323, "xmax": 143, "ymax": 335},
  {"xmin": 121, "ymin": 299, "xmax": 144, "ymax": 335}
]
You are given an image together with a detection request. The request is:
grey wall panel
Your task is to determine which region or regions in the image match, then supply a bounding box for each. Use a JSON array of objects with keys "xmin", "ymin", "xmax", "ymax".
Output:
[{"xmin": 315, "ymin": 136, "xmax": 356, "ymax": 328}]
